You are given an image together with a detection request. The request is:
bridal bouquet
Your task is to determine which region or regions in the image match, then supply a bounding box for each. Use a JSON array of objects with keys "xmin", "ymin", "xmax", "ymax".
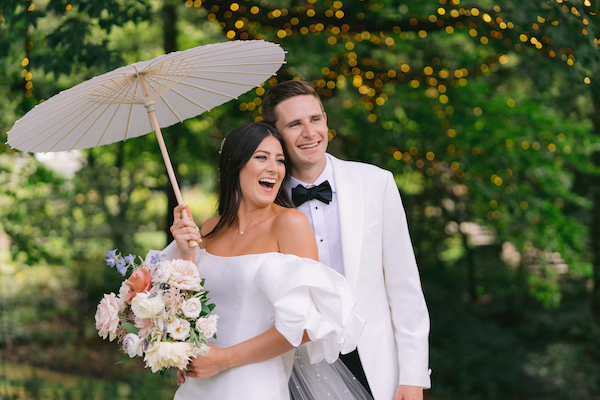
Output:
[{"xmin": 95, "ymin": 249, "xmax": 218, "ymax": 375}]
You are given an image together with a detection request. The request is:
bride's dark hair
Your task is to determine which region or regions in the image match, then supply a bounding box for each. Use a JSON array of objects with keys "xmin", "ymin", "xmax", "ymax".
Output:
[{"xmin": 203, "ymin": 122, "xmax": 294, "ymax": 238}]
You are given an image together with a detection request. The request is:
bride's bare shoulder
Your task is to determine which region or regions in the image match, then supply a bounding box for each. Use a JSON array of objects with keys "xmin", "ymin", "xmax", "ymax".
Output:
[
  {"xmin": 272, "ymin": 206, "xmax": 317, "ymax": 260},
  {"xmin": 200, "ymin": 216, "xmax": 221, "ymax": 237},
  {"xmin": 272, "ymin": 206, "xmax": 310, "ymax": 230}
]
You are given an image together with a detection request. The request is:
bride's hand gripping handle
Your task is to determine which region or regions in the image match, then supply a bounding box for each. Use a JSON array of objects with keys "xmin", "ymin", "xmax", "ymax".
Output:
[
  {"xmin": 171, "ymin": 204, "xmax": 201, "ymax": 257},
  {"xmin": 181, "ymin": 207, "xmax": 199, "ymax": 248}
]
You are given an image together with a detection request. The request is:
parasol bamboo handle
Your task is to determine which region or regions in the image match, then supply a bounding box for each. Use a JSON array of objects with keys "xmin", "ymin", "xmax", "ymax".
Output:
[{"xmin": 147, "ymin": 108, "xmax": 199, "ymax": 248}]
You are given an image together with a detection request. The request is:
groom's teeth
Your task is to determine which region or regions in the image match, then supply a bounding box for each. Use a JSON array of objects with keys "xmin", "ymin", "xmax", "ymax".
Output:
[{"xmin": 299, "ymin": 143, "xmax": 318, "ymax": 149}]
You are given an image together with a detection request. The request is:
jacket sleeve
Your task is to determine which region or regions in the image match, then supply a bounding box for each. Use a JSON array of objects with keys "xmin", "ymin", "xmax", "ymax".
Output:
[{"xmin": 380, "ymin": 171, "xmax": 431, "ymax": 388}]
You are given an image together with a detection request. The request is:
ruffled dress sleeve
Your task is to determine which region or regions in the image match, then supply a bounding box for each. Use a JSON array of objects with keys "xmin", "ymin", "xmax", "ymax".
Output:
[{"xmin": 255, "ymin": 255, "xmax": 365, "ymax": 364}]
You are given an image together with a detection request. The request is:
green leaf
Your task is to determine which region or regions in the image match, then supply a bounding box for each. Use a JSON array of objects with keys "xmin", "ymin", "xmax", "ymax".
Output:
[
  {"xmin": 121, "ymin": 321, "xmax": 140, "ymax": 334},
  {"xmin": 115, "ymin": 355, "xmax": 130, "ymax": 365},
  {"xmin": 189, "ymin": 329, "xmax": 200, "ymax": 348}
]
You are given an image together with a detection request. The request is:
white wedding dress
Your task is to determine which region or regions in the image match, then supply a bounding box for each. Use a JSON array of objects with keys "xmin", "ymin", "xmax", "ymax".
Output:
[{"xmin": 172, "ymin": 249, "xmax": 365, "ymax": 400}]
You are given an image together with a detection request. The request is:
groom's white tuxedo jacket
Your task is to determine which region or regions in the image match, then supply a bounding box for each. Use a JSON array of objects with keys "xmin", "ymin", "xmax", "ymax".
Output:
[{"xmin": 325, "ymin": 154, "xmax": 430, "ymax": 399}]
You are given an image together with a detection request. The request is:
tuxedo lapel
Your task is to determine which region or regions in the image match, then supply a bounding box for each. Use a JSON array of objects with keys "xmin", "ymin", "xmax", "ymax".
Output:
[{"xmin": 329, "ymin": 155, "xmax": 363, "ymax": 292}]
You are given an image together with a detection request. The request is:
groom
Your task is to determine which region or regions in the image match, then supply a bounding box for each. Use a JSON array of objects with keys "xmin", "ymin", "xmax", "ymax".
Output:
[{"xmin": 262, "ymin": 81, "xmax": 431, "ymax": 400}]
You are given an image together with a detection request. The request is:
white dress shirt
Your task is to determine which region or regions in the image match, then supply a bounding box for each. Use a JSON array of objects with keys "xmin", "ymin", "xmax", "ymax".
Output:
[{"xmin": 287, "ymin": 157, "xmax": 345, "ymax": 276}]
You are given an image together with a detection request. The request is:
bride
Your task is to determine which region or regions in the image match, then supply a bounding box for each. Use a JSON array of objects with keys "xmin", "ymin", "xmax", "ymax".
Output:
[{"xmin": 167, "ymin": 122, "xmax": 369, "ymax": 399}]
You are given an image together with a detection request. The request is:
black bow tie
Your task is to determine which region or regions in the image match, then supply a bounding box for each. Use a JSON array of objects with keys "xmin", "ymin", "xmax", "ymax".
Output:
[{"xmin": 292, "ymin": 181, "xmax": 333, "ymax": 207}]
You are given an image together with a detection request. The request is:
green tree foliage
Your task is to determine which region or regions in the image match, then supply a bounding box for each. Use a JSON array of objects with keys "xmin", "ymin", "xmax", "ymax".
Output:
[
  {"xmin": 0, "ymin": 153, "xmax": 73, "ymax": 266},
  {"xmin": 193, "ymin": 0, "xmax": 600, "ymax": 301}
]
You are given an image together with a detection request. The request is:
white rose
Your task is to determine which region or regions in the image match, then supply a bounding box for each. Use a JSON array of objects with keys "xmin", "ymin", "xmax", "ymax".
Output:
[
  {"xmin": 196, "ymin": 314, "xmax": 219, "ymax": 338},
  {"xmin": 118, "ymin": 282, "xmax": 131, "ymax": 300},
  {"xmin": 181, "ymin": 298, "xmax": 202, "ymax": 319},
  {"xmin": 143, "ymin": 341, "xmax": 197, "ymax": 373},
  {"xmin": 168, "ymin": 259, "xmax": 202, "ymax": 291},
  {"xmin": 131, "ymin": 292, "xmax": 165, "ymax": 319},
  {"xmin": 117, "ymin": 282, "xmax": 130, "ymax": 312},
  {"xmin": 151, "ymin": 262, "xmax": 172, "ymax": 284},
  {"xmin": 168, "ymin": 318, "xmax": 191, "ymax": 341},
  {"xmin": 95, "ymin": 293, "xmax": 120, "ymax": 341},
  {"xmin": 123, "ymin": 333, "xmax": 143, "ymax": 358},
  {"xmin": 197, "ymin": 342, "xmax": 210, "ymax": 356},
  {"xmin": 156, "ymin": 311, "xmax": 177, "ymax": 331}
]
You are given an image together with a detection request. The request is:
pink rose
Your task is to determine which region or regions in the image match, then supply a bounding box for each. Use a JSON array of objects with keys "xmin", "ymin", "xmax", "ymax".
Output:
[
  {"xmin": 168, "ymin": 260, "xmax": 202, "ymax": 291},
  {"xmin": 135, "ymin": 317, "xmax": 156, "ymax": 338},
  {"xmin": 125, "ymin": 268, "xmax": 152, "ymax": 304},
  {"xmin": 95, "ymin": 293, "xmax": 120, "ymax": 341}
]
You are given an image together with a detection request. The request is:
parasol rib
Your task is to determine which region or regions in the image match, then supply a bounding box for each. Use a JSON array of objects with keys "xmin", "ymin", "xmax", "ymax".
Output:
[
  {"xmin": 184, "ymin": 75, "xmax": 257, "ymax": 86},
  {"xmin": 124, "ymin": 103, "xmax": 134, "ymax": 142},
  {"xmin": 143, "ymin": 77, "xmax": 185, "ymax": 122},
  {"xmin": 44, "ymin": 102, "xmax": 108, "ymax": 153},
  {"xmin": 193, "ymin": 62, "xmax": 286, "ymax": 68},
  {"xmin": 185, "ymin": 50, "xmax": 287, "ymax": 63},
  {"xmin": 7, "ymin": 92, "xmax": 93, "ymax": 140},
  {"xmin": 95, "ymin": 103, "xmax": 124, "ymax": 148},
  {"xmin": 156, "ymin": 94, "xmax": 184, "ymax": 123},
  {"xmin": 165, "ymin": 87, "xmax": 213, "ymax": 112},
  {"xmin": 14, "ymin": 101, "xmax": 99, "ymax": 150},
  {"xmin": 181, "ymin": 70, "xmax": 276, "ymax": 75},
  {"xmin": 169, "ymin": 80, "xmax": 240, "ymax": 99},
  {"xmin": 178, "ymin": 46, "xmax": 285, "ymax": 63},
  {"xmin": 95, "ymin": 78, "xmax": 142, "ymax": 104}
]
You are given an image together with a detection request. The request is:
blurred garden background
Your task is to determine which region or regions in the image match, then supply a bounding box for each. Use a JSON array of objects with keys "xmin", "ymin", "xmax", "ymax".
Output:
[{"xmin": 2, "ymin": 0, "xmax": 600, "ymax": 398}]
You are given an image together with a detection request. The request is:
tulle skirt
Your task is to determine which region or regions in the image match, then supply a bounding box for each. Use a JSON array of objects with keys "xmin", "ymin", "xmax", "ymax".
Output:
[{"xmin": 289, "ymin": 345, "xmax": 373, "ymax": 400}]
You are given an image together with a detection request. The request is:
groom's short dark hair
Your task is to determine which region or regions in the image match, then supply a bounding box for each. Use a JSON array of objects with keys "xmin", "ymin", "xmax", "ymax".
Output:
[{"xmin": 261, "ymin": 80, "xmax": 324, "ymax": 126}]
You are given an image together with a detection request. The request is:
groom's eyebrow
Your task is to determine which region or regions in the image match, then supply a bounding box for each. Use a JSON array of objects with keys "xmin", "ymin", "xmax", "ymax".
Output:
[
  {"xmin": 285, "ymin": 114, "xmax": 323, "ymax": 128},
  {"xmin": 282, "ymin": 118, "xmax": 300, "ymax": 127}
]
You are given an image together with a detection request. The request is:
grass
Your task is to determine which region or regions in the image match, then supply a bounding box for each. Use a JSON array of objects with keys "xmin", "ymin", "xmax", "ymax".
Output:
[{"xmin": 0, "ymin": 360, "xmax": 177, "ymax": 400}]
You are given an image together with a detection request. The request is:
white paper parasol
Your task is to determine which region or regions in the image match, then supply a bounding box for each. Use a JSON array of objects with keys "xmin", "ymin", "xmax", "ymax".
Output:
[{"xmin": 6, "ymin": 40, "xmax": 286, "ymax": 209}]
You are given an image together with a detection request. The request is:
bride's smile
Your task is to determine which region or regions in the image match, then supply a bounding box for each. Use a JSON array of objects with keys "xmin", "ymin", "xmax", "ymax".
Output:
[{"xmin": 239, "ymin": 135, "xmax": 286, "ymax": 208}]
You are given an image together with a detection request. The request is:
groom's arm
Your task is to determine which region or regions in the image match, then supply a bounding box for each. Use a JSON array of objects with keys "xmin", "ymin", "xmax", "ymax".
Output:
[{"xmin": 381, "ymin": 171, "xmax": 431, "ymax": 389}]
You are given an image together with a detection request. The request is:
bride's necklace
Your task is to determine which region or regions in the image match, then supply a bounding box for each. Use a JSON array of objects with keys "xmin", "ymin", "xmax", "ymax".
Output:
[{"xmin": 236, "ymin": 204, "xmax": 272, "ymax": 235}]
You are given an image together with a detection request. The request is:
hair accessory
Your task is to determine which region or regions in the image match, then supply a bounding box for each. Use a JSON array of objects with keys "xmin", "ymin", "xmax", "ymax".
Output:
[{"xmin": 219, "ymin": 137, "xmax": 226, "ymax": 154}]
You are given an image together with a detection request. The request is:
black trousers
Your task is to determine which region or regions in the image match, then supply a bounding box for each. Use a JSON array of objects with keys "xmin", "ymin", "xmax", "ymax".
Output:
[{"xmin": 340, "ymin": 349, "xmax": 373, "ymax": 396}]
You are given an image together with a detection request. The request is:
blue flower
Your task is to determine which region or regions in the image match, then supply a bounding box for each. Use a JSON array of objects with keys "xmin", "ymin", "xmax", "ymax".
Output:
[
  {"xmin": 116, "ymin": 258, "xmax": 127, "ymax": 276},
  {"xmin": 124, "ymin": 254, "xmax": 136, "ymax": 265},
  {"xmin": 105, "ymin": 249, "xmax": 119, "ymax": 267},
  {"xmin": 150, "ymin": 253, "xmax": 166, "ymax": 265}
]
